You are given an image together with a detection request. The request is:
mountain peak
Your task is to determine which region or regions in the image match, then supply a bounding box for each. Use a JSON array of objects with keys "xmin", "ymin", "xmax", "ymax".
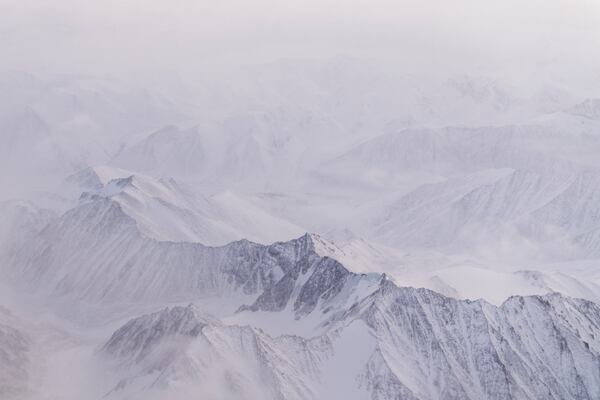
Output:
[{"xmin": 102, "ymin": 305, "xmax": 217, "ymax": 363}]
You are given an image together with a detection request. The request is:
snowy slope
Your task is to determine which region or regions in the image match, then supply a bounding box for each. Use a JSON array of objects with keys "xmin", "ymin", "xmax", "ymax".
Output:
[
  {"xmin": 0, "ymin": 308, "xmax": 32, "ymax": 400},
  {"xmin": 2, "ymin": 195, "xmax": 365, "ymax": 326},
  {"xmin": 4, "ymin": 189, "xmax": 600, "ymax": 399},
  {"xmin": 67, "ymin": 166, "xmax": 305, "ymax": 245},
  {"xmin": 95, "ymin": 275, "xmax": 600, "ymax": 400},
  {"xmin": 0, "ymin": 201, "xmax": 55, "ymax": 260},
  {"xmin": 321, "ymin": 122, "xmax": 600, "ymax": 190}
]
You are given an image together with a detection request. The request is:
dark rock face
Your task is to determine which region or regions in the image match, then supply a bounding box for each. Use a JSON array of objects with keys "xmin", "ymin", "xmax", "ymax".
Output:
[
  {"xmin": 241, "ymin": 252, "xmax": 354, "ymax": 318},
  {"xmin": 293, "ymin": 257, "xmax": 350, "ymax": 316}
]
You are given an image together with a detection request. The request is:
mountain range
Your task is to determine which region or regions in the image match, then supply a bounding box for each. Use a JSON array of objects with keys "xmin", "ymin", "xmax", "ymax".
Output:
[{"xmin": 2, "ymin": 58, "xmax": 600, "ymax": 399}]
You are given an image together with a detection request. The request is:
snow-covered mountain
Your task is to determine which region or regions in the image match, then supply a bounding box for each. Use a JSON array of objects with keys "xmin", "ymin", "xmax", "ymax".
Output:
[
  {"xmin": 67, "ymin": 166, "xmax": 304, "ymax": 245},
  {"xmin": 5, "ymin": 70, "xmax": 600, "ymax": 306},
  {"xmin": 4, "ymin": 203, "xmax": 600, "ymax": 399},
  {"xmin": 98, "ymin": 288, "xmax": 600, "ymax": 400},
  {"xmin": 3, "ymin": 56, "xmax": 600, "ymax": 399},
  {"xmin": 0, "ymin": 72, "xmax": 190, "ymax": 199}
]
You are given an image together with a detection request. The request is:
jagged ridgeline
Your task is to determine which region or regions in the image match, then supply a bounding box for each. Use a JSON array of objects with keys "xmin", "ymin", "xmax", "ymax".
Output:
[{"xmin": 3, "ymin": 193, "xmax": 600, "ymax": 399}]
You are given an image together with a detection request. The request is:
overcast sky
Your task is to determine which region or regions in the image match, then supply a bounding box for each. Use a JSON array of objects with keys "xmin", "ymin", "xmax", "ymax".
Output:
[{"xmin": 1, "ymin": 0, "xmax": 599, "ymax": 82}]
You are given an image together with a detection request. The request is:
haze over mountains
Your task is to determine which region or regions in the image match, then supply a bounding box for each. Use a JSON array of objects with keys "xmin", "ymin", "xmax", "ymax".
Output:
[
  {"xmin": 1, "ymin": 57, "xmax": 600, "ymax": 399},
  {"xmin": 2, "ymin": 0, "xmax": 600, "ymax": 397}
]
